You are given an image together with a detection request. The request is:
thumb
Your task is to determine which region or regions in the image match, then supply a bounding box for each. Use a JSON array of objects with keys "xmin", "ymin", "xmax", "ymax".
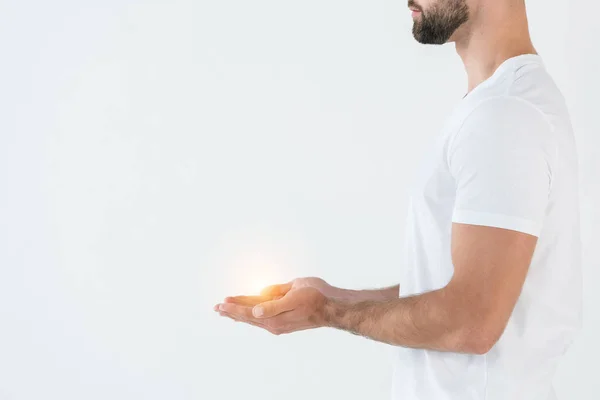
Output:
[{"xmin": 253, "ymin": 296, "xmax": 295, "ymax": 319}]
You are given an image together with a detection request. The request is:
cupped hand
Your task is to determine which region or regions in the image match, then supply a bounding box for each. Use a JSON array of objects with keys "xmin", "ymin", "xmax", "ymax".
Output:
[
  {"xmin": 217, "ymin": 277, "xmax": 336, "ymax": 308},
  {"xmin": 214, "ymin": 278, "xmax": 332, "ymax": 335}
]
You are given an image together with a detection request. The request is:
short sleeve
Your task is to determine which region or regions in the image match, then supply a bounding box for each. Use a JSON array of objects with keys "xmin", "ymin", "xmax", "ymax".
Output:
[{"xmin": 448, "ymin": 97, "xmax": 556, "ymax": 237}]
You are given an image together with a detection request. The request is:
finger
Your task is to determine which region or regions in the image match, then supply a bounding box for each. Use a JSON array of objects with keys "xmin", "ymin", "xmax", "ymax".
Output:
[
  {"xmin": 219, "ymin": 311, "xmax": 279, "ymax": 333},
  {"xmin": 220, "ymin": 311, "xmax": 264, "ymax": 328},
  {"xmin": 260, "ymin": 282, "xmax": 293, "ymax": 297},
  {"xmin": 253, "ymin": 296, "xmax": 296, "ymax": 319},
  {"xmin": 221, "ymin": 309, "xmax": 290, "ymax": 335},
  {"xmin": 219, "ymin": 310, "xmax": 266, "ymax": 327},
  {"xmin": 218, "ymin": 302, "xmax": 255, "ymax": 319},
  {"xmin": 221, "ymin": 308, "xmax": 310, "ymax": 336},
  {"xmin": 224, "ymin": 295, "xmax": 272, "ymax": 306},
  {"xmin": 218, "ymin": 307, "xmax": 257, "ymax": 324}
]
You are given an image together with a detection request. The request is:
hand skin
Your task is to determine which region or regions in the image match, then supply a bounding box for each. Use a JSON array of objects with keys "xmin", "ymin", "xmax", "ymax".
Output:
[
  {"xmin": 215, "ymin": 223, "xmax": 539, "ymax": 355},
  {"xmin": 218, "ymin": 277, "xmax": 399, "ymax": 307},
  {"xmin": 214, "ymin": 277, "xmax": 399, "ymax": 334}
]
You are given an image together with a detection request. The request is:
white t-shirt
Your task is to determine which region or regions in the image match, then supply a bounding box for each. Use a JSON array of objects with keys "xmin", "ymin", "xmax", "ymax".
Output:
[{"xmin": 394, "ymin": 54, "xmax": 582, "ymax": 400}]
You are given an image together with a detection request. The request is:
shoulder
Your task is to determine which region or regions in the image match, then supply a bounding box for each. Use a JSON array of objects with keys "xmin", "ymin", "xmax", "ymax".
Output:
[
  {"xmin": 446, "ymin": 95, "xmax": 557, "ymax": 175},
  {"xmin": 449, "ymin": 96, "xmax": 555, "ymax": 153},
  {"xmin": 462, "ymin": 96, "xmax": 551, "ymax": 133}
]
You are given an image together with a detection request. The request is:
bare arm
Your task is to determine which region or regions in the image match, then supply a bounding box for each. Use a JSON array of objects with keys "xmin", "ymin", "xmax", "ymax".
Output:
[
  {"xmin": 323, "ymin": 290, "xmax": 465, "ymax": 352},
  {"xmin": 323, "ymin": 223, "xmax": 536, "ymax": 354},
  {"xmin": 217, "ymin": 223, "xmax": 537, "ymax": 355},
  {"xmin": 224, "ymin": 278, "xmax": 399, "ymax": 306}
]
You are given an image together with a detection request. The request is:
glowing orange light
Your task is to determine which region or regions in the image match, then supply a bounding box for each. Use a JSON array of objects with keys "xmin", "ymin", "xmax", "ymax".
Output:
[{"xmin": 214, "ymin": 225, "xmax": 311, "ymax": 296}]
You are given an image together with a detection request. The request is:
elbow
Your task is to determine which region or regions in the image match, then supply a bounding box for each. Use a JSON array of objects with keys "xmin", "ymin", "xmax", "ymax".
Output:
[
  {"xmin": 464, "ymin": 334, "xmax": 497, "ymax": 355},
  {"xmin": 456, "ymin": 323, "xmax": 503, "ymax": 355}
]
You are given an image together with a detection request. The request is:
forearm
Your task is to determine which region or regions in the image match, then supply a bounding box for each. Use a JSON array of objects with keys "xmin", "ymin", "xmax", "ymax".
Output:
[
  {"xmin": 323, "ymin": 287, "xmax": 483, "ymax": 354},
  {"xmin": 331, "ymin": 284, "xmax": 399, "ymax": 303}
]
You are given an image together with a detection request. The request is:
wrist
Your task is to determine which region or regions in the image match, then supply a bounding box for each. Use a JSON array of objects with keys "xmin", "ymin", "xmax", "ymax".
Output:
[{"xmin": 320, "ymin": 296, "xmax": 347, "ymax": 329}]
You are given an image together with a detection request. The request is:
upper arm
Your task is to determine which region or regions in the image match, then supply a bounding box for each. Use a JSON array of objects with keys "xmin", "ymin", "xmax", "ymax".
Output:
[
  {"xmin": 449, "ymin": 223, "xmax": 538, "ymax": 353},
  {"xmin": 446, "ymin": 97, "xmax": 554, "ymax": 352}
]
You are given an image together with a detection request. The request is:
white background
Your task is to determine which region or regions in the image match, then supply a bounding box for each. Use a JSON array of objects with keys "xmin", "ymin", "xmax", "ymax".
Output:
[{"xmin": 0, "ymin": 0, "xmax": 597, "ymax": 399}]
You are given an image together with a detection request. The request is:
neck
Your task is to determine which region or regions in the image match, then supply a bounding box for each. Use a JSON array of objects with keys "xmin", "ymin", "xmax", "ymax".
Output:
[{"xmin": 455, "ymin": 0, "xmax": 536, "ymax": 93}]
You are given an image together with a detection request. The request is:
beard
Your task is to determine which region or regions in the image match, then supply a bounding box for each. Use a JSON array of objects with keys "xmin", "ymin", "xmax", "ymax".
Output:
[{"xmin": 410, "ymin": 0, "xmax": 469, "ymax": 45}]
